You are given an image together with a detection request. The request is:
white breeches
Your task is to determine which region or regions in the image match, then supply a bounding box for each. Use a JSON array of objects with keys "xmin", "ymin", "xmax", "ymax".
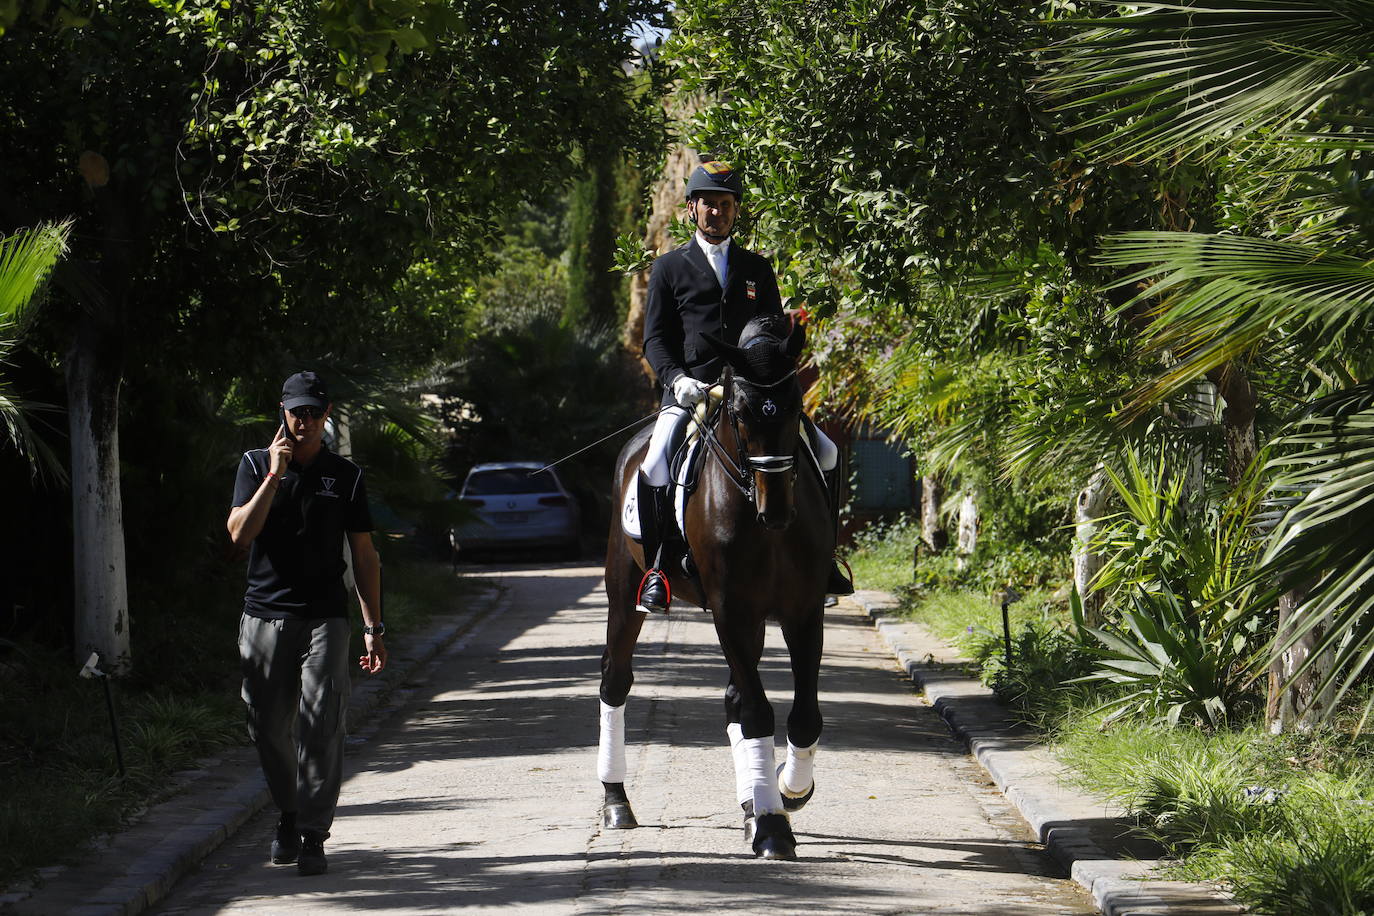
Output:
[
  {"xmin": 727, "ymin": 723, "xmax": 784, "ymax": 816},
  {"xmin": 641, "ymin": 406, "xmax": 689, "ymax": 488},
  {"xmin": 641, "ymin": 406, "xmax": 838, "ymax": 488},
  {"xmin": 598, "ymin": 700, "xmax": 626, "ymax": 783}
]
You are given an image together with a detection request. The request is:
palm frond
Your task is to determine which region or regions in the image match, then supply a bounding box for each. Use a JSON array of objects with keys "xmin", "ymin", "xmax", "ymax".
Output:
[
  {"xmin": 1097, "ymin": 231, "xmax": 1374, "ymax": 406},
  {"xmin": 1251, "ymin": 382, "xmax": 1374, "ymax": 714},
  {"xmin": 0, "ymin": 222, "xmax": 70, "ymax": 321},
  {"xmin": 1040, "ymin": 0, "xmax": 1374, "ymax": 162}
]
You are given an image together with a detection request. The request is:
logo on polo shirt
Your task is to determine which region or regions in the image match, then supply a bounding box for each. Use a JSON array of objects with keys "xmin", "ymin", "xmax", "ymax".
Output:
[{"xmin": 317, "ymin": 476, "xmax": 340, "ymax": 498}]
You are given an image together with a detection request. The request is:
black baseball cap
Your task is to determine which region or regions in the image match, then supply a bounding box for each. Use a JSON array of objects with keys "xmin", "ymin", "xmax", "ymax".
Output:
[{"xmin": 281, "ymin": 371, "xmax": 330, "ymax": 410}]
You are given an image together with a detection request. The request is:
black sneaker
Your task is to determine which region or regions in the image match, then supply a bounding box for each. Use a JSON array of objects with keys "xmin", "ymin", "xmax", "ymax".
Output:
[
  {"xmin": 297, "ymin": 831, "xmax": 327, "ymax": 876},
  {"xmin": 270, "ymin": 813, "xmax": 299, "ymax": 865},
  {"xmin": 635, "ymin": 568, "xmax": 669, "ymax": 614}
]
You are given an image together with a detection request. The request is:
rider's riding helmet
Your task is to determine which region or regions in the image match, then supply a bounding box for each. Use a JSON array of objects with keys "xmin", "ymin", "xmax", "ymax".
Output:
[{"xmin": 685, "ymin": 160, "xmax": 744, "ymax": 201}]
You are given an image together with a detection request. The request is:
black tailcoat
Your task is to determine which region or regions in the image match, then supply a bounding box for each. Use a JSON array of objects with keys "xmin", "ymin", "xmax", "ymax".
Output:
[{"xmin": 643, "ymin": 238, "xmax": 785, "ymax": 403}]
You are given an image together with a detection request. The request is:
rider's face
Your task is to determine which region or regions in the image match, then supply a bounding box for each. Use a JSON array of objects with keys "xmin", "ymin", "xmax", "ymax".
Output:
[{"xmin": 690, "ymin": 191, "xmax": 738, "ymax": 239}]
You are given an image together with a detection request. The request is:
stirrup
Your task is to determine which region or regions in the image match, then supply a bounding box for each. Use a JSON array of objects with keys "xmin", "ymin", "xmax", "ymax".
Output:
[{"xmin": 636, "ymin": 568, "xmax": 670, "ymax": 615}]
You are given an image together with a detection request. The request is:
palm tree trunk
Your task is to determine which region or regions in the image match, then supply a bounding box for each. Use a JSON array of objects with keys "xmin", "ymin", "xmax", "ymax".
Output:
[
  {"xmin": 1072, "ymin": 464, "xmax": 1109, "ymax": 626},
  {"xmin": 1209, "ymin": 363, "xmax": 1258, "ymax": 488},
  {"xmin": 1267, "ymin": 585, "xmax": 1336, "ymax": 733}
]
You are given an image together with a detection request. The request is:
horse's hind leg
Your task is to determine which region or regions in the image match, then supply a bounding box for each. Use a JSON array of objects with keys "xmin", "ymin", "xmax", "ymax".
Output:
[
  {"xmin": 779, "ymin": 609, "xmax": 824, "ymax": 811},
  {"xmin": 599, "ymin": 552, "xmax": 646, "ymax": 829}
]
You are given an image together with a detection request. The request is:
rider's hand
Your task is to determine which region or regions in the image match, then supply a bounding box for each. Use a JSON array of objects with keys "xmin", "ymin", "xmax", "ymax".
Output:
[{"xmin": 672, "ymin": 375, "xmax": 707, "ymax": 408}]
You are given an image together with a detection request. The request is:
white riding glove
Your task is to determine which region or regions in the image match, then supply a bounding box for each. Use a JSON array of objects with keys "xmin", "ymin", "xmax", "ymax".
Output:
[{"xmin": 671, "ymin": 375, "xmax": 708, "ymax": 408}]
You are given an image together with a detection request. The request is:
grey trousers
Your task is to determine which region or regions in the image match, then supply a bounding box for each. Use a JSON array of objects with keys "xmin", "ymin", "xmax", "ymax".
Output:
[{"xmin": 239, "ymin": 614, "xmax": 351, "ymax": 837}]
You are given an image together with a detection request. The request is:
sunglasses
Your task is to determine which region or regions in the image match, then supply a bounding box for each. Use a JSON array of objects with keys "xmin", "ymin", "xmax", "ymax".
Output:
[{"xmin": 288, "ymin": 405, "xmax": 326, "ymax": 420}]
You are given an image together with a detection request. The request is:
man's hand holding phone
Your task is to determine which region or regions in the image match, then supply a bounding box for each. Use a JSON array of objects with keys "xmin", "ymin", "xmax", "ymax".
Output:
[{"xmin": 269, "ymin": 424, "xmax": 294, "ymax": 476}]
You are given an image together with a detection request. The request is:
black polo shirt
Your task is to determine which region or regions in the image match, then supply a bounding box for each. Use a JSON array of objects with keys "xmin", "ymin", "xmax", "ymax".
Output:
[{"xmin": 232, "ymin": 447, "xmax": 374, "ymax": 619}]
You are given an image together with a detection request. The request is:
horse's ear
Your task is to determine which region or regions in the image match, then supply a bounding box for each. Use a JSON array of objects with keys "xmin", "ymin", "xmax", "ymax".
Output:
[
  {"xmin": 784, "ymin": 322, "xmax": 806, "ymax": 359},
  {"xmin": 702, "ymin": 331, "xmax": 748, "ymax": 369}
]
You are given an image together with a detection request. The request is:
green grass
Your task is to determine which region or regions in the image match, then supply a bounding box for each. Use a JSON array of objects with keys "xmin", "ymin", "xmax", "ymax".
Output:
[
  {"xmin": 845, "ymin": 512, "xmax": 1374, "ymax": 913},
  {"xmin": 0, "ymin": 554, "xmax": 479, "ymax": 891}
]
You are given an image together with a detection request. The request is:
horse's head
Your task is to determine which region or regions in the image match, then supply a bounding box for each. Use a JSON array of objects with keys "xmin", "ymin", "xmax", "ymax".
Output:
[{"xmin": 703, "ymin": 316, "xmax": 806, "ymax": 530}]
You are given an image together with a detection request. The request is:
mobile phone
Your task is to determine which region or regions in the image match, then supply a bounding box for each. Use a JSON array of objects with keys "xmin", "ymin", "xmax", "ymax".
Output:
[{"xmin": 280, "ymin": 407, "xmax": 296, "ymax": 443}]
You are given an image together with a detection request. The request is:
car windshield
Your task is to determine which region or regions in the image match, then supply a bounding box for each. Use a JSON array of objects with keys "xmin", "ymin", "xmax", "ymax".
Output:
[{"xmin": 464, "ymin": 469, "xmax": 559, "ymax": 496}]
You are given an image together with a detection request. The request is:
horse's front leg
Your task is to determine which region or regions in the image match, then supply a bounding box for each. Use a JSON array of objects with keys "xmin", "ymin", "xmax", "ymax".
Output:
[
  {"xmin": 599, "ymin": 553, "xmax": 646, "ymax": 829},
  {"xmin": 719, "ymin": 619, "xmax": 795, "ymax": 859},
  {"xmin": 778, "ymin": 608, "xmax": 824, "ymax": 811}
]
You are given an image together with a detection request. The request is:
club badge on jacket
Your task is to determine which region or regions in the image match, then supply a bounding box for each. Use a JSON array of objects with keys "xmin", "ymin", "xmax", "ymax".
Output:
[{"xmin": 746, "ymin": 280, "xmax": 757, "ymax": 300}]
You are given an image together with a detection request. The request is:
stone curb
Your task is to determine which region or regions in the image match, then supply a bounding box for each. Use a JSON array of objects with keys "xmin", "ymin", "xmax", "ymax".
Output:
[
  {"xmin": 846, "ymin": 589, "xmax": 1246, "ymax": 916},
  {"xmin": 1, "ymin": 579, "xmax": 509, "ymax": 916}
]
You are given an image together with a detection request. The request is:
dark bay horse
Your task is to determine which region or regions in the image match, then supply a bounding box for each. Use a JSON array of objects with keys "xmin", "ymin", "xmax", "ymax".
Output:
[{"xmin": 597, "ymin": 316, "xmax": 832, "ymax": 860}]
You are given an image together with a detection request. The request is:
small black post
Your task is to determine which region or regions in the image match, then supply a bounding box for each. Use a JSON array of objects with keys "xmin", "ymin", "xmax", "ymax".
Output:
[
  {"xmin": 1000, "ymin": 587, "xmax": 1022, "ymax": 676},
  {"xmin": 1001, "ymin": 599, "xmax": 1013, "ymax": 674},
  {"xmin": 102, "ymin": 676, "xmax": 126, "ymax": 778},
  {"xmin": 80, "ymin": 652, "xmax": 125, "ymax": 778}
]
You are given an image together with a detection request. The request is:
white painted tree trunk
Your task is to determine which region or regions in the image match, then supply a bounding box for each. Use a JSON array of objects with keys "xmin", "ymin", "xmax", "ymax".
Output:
[
  {"xmin": 955, "ymin": 490, "xmax": 979, "ymax": 571},
  {"xmin": 920, "ymin": 474, "xmax": 947, "ymax": 554},
  {"xmin": 67, "ymin": 343, "xmax": 130, "ymax": 675},
  {"xmin": 1072, "ymin": 464, "xmax": 1110, "ymax": 626}
]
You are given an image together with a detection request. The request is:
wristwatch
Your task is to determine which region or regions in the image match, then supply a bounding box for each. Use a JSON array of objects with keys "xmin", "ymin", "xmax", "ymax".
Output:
[{"xmin": 363, "ymin": 623, "xmax": 385, "ymax": 637}]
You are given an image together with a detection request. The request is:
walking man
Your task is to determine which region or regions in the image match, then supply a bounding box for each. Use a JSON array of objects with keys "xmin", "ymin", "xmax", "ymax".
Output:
[{"xmin": 227, "ymin": 370, "xmax": 386, "ymax": 875}]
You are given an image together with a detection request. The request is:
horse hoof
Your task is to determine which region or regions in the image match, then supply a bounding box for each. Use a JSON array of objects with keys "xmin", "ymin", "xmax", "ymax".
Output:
[
  {"xmin": 751, "ymin": 812, "xmax": 797, "ymax": 860},
  {"xmin": 603, "ymin": 802, "xmax": 638, "ymax": 829},
  {"xmin": 756, "ymin": 836, "xmax": 798, "ymax": 860},
  {"xmin": 740, "ymin": 800, "xmax": 755, "ymax": 844},
  {"xmin": 781, "ymin": 780, "xmax": 815, "ymax": 812}
]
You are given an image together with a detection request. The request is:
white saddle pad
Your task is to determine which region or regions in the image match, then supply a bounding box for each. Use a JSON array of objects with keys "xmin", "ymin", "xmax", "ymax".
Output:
[{"xmin": 621, "ymin": 438, "xmax": 700, "ymax": 541}]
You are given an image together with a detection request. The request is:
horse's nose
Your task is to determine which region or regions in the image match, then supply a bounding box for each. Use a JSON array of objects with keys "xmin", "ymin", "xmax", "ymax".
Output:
[{"xmin": 758, "ymin": 507, "xmax": 796, "ymax": 531}]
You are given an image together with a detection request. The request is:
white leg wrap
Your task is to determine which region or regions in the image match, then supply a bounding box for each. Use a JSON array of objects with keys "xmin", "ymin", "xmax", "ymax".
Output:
[
  {"xmin": 598, "ymin": 700, "xmax": 626, "ymax": 784},
  {"xmin": 779, "ymin": 739, "xmax": 818, "ymax": 797},
  {"xmin": 740, "ymin": 735, "xmax": 784, "ymax": 816},
  {"xmin": 727, "ymin": 722, "xmax": 750, "ymax": 806}
]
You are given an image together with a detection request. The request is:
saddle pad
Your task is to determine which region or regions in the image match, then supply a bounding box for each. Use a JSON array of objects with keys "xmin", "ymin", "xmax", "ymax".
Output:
[{"xmin": 620, "ymin": 437, "xmax": 701, "ymax": 542}]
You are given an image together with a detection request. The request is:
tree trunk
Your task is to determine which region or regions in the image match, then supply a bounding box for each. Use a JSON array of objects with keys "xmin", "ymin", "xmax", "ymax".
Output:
[
  {"xmin": 69, "ymin": 150, "xmax": 132, "ymax": 675},
  {"xmin": 1072, "ymin": 464, "xmax": 1110, "ymax": 626},
  {"xmin": 1267, "ymin": 585, "xmax": 1336, "ymax": 733},
  {"xmin": 955, "ymin": 489, "xmax": 979, "ymax": 571},
  {"xmin": 1209, "ymin": 362, "xmax": 1258, "ymax": 488},
  {"xmin": 68, "ymin": 325, "xmax": 130, "ymax": 674},
  {"xmin": 920, "ymin": 473, "xmax": 947, "ymax": 554}
]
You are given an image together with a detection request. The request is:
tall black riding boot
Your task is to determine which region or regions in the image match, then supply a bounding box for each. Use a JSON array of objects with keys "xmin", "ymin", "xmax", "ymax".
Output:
[
  {"xmin": 824, "ymin": 470, "xmax": 855, "ymax": 596},
  {"xmin": 635, "ymin": 473, "xmax": 671, "ymax": 614}
]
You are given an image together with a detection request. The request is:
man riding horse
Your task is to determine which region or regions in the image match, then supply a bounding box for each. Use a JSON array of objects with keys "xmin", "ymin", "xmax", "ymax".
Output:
[{"xmin": 637, "ymin": 157, "xmax": 854, "ymax": 615}]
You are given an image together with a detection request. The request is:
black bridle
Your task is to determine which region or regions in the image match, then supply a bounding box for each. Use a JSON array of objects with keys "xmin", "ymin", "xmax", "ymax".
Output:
[{"xmin": 688, "ymin": 366, "xmax": 801, "ymax": 499}]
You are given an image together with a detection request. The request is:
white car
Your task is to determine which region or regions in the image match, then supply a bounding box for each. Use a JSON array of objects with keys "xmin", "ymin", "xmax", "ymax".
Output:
[{"xmin": 448, "ymin": 461, "xmax": 582, "ymax": 560}]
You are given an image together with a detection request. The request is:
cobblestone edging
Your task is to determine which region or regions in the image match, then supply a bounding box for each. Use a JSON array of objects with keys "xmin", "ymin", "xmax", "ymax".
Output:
[
  {"xmin": 0, "ymin": 582, "xmax": 509, "ymax": 916},
  {"xmin": 846, "ymin": 589, "xmax": 1246, "ymax": 916}
]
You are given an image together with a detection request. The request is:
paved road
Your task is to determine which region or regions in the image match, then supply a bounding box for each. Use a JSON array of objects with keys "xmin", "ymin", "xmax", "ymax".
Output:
[{"xmin": 152, "ymin": 563, "xmax": 1094, "ymax": 915}]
